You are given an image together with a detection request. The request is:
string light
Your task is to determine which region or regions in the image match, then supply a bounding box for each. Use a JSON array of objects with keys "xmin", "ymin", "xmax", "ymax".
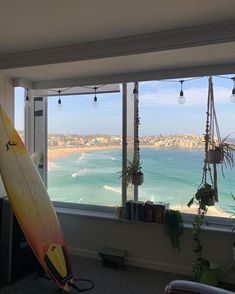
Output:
[
  {"xmin": 25, "ymin": 88, "xmax": 31, "ymax": 107},
  {"xmin": 178, "ymin": 80, "xmax": 186, "ymax": 104},
  {"xmin": 92, "ymin": 86, "xmax": 99, "ymax": 108},
  {"xmin": 44, "ymin": 75, "xmax": 235, "ymax": 106},
  {"xmin": 57, "ymin": 90, "xmax": 62, "ymax": 110},
  {"xmin": 230, "ymin": 77, "xmax": 235, "ymax": 103}
]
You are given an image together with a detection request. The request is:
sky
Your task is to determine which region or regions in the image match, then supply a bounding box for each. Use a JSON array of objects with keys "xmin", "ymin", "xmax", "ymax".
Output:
[{"xmin": 14, "ymin": 75, "xmax": 235, "ymax": 137}]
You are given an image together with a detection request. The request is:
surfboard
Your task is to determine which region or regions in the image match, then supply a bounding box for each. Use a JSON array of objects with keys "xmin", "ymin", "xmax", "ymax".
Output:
[{"xmin": 0, "ymin": 105, "xmax": 73, "ymax": 291}]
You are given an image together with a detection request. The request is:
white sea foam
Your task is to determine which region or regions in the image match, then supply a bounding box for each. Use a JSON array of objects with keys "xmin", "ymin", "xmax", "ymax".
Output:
[
  {"xmin": 150, "ymin": 195, "xmax": 155, "ymax": 202},
  {"xmin": 72, "ymin": 172, "xmax": 79, "ymax": 178},
  {"xmin": 72, "ymin": 168, "xmax": 88, "ymax": 178},
  {"xmin": 48, "ymin": 162, "xmax": 60, "ymax": 172},
  {"xmin": 77, "ymin": 153, "xmax": 85, "ymax": 164},
  {"xmin": 103, "ymin": 185, "xmax": 121, "ymax": 194}
]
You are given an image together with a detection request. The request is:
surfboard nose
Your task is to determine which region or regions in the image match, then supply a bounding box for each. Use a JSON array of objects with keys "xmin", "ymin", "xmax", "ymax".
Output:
[{"xmin": 44, "ymin": 244, "xmax": 73, "ymax": 291}]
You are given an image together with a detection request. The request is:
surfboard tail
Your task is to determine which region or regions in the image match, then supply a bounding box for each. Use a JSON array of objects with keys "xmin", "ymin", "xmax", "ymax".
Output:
[{"xmin": 44, "ymin": 244, "xmax": 73, "ymax": 291}]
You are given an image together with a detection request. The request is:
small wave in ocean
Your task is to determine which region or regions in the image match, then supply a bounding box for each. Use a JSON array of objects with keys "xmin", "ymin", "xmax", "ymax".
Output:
[
  {"xmin": 72, "ymin": 168, "xmax": 88, "ymax": 178},
  {"xmin": 103, "ymin": 185, "xmax": 121, "ymax": 194},
  {"xmin": 76, "ymin": 153, "xmax": 85, "ymax": 164},
  {"xmin": 48, "ymin": 162, "xmax": 61, "ymax": 172}
]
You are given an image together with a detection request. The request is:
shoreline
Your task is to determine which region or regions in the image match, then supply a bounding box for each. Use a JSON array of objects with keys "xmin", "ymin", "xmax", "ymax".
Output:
[
  {"xmin": 48, "ymin": 145, "xmax": 204, "ymax": 161},
  {"xmin": 48, "ymin": 146, "xmax": 121, "ymax": 161},
  {"xmin": 170, "ymin": 204, "xmax": 231, "ymax": 218}
]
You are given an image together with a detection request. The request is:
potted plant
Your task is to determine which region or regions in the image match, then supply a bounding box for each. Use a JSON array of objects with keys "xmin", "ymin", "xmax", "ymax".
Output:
[
  {"xmin": 206, "ymin": 147, "xmax": 224, "ymax": 164},
  {"xmin": 187, "ymin": 77, "xmax": 221, "ymax": 285},
  {"xmin": 165, "ymin": 209, "xmax": 183, "ymax": 251},
  {"xmin": 187, "ymin": 195, "xmax": 219, "ymax": 286},
  {"xmin": 119, "ymin": 82, "xmax": 144, "ymax": 187},
  {"xmin": 188, "ymin": 183, "xmax": 216, "ymax": 212},
  {"xmin": 206, "ymin": 136, "xmax": 235, "ymax": 167},
  {"xmin": 119, "ymin": 159, "xmax": 144, "ymax": 186}
]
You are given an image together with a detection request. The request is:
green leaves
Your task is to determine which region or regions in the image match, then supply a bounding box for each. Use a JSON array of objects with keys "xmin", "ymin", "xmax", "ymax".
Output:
[
  {"xmin": 187, "ymin": 197, "xmax": 194, "ymax": 207},
  {"xmin": 118, "ymin": 159, "xmax": 143, "ymax": 186},
  {"xmin": 165, "ymin": 209, "xmax": 183, "ymax": 251}
]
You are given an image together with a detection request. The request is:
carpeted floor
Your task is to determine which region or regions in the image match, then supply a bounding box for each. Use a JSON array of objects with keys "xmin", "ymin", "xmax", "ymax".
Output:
[{"xmin": 0, "ymin": 255, "xmax": 189, "ymax": 294}]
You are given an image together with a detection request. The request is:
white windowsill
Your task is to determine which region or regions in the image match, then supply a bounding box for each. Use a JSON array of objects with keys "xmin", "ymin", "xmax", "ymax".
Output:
[
  {"xmin": 55, "ymin": 206, "xmax": 235, "ymax": 234},
  {"xmin": 55, "ymin": 206, "xmax": 115, "ymax": 220}
]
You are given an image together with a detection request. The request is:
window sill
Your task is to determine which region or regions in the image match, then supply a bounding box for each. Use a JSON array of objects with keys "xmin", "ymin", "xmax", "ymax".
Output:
[
  {"xmin": 55, "ymin": 206, "xmax": 234, "ymax": 234},
  {"xmin": 55, "ymin": 206, "xmax": 115, "ymax": 220}
]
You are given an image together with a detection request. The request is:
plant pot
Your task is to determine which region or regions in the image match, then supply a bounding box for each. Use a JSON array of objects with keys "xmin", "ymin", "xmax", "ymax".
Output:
[
  {"xmin": 206, "ymin": 150, "xmax": 224, "ymax": 164},
  {"xmin": 131, "ymin": 172, "xmax": 144, "ymax": 186},
  {"xmin": 200, "ymin": 263, "xmax": 219, "ymax": 286},
  {"xmin": 195, "ymin": 184, "xmax": 215, "ymax": 208}
]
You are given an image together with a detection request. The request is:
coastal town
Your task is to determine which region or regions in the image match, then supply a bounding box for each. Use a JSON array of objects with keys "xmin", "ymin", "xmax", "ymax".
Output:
[{"xmin": 47, "ymin": 133, "xmax": 205, "ymax": 149}]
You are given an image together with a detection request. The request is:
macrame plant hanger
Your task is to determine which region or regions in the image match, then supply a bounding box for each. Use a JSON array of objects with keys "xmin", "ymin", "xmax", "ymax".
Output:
[{"xmin": 203, "ymin": 76, "xmax": 221, "ymax": 202}]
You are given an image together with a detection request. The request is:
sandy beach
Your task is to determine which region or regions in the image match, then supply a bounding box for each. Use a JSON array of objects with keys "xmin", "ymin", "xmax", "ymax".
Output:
[
  {"xmin": 48, "ymin": 146, "xmax": 121, "ymax": 161},
  {"xmin": 170, "ymin": 204, "xmax": 232, "ymax": 218}
]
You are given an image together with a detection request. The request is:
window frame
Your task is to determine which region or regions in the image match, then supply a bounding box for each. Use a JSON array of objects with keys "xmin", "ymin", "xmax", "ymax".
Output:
[{"xmin": 23, "ymin": 83, "xmax": 235, "ymax": 229}]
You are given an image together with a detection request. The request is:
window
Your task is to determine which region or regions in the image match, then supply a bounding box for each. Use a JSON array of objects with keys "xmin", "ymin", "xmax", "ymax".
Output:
[
  {"xmin": 47, "ymin": 92, "xmax": 122, "ymax": 207},
  {"xmin": 138, "ymin": 77, "xmax": 235, "ymax": 218},
  {"xmin": 14, "ymin": 87, "xmax": 25, "ymax": 142},
  {"xmin": 44, "ymin": 78, "xmax": 234, "ymax": 220}
]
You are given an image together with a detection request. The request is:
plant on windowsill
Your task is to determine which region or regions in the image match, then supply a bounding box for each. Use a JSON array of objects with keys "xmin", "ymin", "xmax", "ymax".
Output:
[{"xmin": 164, "ymin": 209, "xmax": 183, "ymax": 251}]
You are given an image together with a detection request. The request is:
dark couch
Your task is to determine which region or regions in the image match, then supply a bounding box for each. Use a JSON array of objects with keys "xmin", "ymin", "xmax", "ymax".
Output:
[{"xmin": 165, "ymin": 280, "xmax": 234, "ymax": 294}]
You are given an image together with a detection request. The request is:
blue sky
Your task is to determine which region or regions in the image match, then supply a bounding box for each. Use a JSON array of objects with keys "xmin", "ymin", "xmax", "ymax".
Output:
[{"xmin": 14, "ymin": 75, "xmax": 235, "ymax": 137}]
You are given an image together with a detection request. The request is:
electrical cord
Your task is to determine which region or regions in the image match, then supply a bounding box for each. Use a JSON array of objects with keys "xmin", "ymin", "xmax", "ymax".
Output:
[
  {"xmin": 68, "ymin": 278, "xmax": 95, "ymax": 292},
  {"xmin": 38, "ymin": 267, "xmax": 95, "ymax": 292}
]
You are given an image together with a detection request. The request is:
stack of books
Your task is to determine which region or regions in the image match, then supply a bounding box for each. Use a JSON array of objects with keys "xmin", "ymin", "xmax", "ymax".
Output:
[{"xmin": 125, "ymin": 201, "xmax": 169, "ymax": 224}]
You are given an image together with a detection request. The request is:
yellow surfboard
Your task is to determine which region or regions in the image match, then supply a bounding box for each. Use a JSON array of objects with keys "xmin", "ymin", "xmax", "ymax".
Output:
[{"xmin": 0, "ymin": 105, "xmax": 73, "ymax": 291}]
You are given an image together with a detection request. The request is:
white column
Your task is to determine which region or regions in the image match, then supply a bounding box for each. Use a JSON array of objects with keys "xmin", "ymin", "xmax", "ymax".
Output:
[
  {"xmin": 126, "ymin": 82, "xmax": 136, "ymax": 201},
  {"xmin": 0, "ymin": 78, "xmax": 14, "ymax": 120},
  {"xmin": 25, "ymin": 90, "xmax": 48, "ymax": 185},
  {"xmin": 0, "ymin": 77, "xmax": 14, "ymax": 197}
]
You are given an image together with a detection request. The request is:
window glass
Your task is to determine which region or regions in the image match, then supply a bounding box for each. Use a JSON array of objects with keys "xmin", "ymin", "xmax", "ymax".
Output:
[
  {"xmin": 47, "ymin": 92, "xmax": 122, "ymax": 207},
  {"xmin": 14, "ymin": 87, "xmax": 25, "ymax": 142},
  {"xmin": 138, "ymin": 77, "xmax": 235, "ymax": 218}
]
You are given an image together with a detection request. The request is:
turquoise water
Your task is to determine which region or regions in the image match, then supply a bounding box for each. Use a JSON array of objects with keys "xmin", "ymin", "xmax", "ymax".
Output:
[{"xmin": 48, "ymin": 148, "xmax": 235, "ymax": 212}]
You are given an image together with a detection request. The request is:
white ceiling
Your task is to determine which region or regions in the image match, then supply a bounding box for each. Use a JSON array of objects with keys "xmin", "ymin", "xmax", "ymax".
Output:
[{"xmin": 1, "ymin": 0, "xmax": 235, "ymax": 88}]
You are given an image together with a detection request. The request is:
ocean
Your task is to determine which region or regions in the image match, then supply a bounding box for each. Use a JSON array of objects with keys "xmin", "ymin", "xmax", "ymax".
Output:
[{"xmin": 48, "ymin": 148, "xmax": 235, "ymax": 212}]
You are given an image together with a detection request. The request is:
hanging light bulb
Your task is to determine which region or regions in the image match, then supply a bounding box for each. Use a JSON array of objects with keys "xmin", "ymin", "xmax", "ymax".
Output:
[
  {"xmin": 92, "ymin": 87, "xmax": 98, "ymax": 108},
  {"xmin": 57, "ymin": 90, "xmax": 62, "ymax": 110},
  {"xmin": 24, "ymin": 88, "xmax": 31, "ymax": 108},
  {"xmin": 178, "ymin": 80, "xmax": 186, "ymax": 104},
  {"xmin": 230, "ymin": 77, "xmax": 235, "ymax": 103}
]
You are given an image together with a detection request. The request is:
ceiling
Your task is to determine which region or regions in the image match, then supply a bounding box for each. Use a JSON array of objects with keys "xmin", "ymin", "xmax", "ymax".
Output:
[{"xmin": 1, "ymin": 0, "xmax": 235, "ymax": 88}]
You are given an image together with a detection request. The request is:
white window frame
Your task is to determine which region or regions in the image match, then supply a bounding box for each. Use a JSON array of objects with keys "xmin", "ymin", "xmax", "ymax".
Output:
[{"xmin": 24, "ymin": 84, "xmax": 234, "ymax": 229}]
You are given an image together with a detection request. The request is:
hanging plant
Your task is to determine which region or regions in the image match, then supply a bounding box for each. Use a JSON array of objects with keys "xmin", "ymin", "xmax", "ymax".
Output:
[
  {"xmin": 206, "ymin": 136, "xmax": 235, "ymax": 168},
  {"xmin": 165, "ymin": 209, "xmax": 183, "ymax": 251},
  {"xmin": 119, "ymin": 159, "xmax": 143, "ymax": 186},
  {"xmin": 188, "ymin": 183, "xmax": 216, "ymax": 212},
  {"xmin": 187, "ymin": 77, "xmax": 221, "ymax": 284},
  {"xmin": 118, "ymin": 82, "xmax": 144, "ymax": 187},
  {"xmin": 203, "ymin": 78, "xmax": 235, "ymax": 200}
]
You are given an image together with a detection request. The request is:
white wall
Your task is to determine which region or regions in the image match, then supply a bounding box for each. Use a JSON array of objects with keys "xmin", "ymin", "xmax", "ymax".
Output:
[
  {"xmin": 0, "ymin": 78, "xmax": 14, "ymax": 120},
  {"xmin": 0, "ymin": 77, "xmax": 14, "ymax": 197},
  {"xmin": 58, "ymin": 212, "xmax": 235, "ymax": 282}
]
